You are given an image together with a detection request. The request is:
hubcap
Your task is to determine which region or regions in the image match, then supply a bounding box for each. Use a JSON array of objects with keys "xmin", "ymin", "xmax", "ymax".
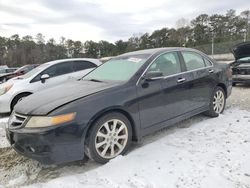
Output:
[
  {"xmin": 95, "ymin": 119, "xmax": 128, "ymax": 159},
  {"xmin": 213, "ymin": 90, "xmax": 225, "ymax": 114}
]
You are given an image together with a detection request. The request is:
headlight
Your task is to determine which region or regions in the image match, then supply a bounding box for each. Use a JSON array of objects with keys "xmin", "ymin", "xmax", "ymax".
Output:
[
  {"xmin": 0, "ymin": 83, "xmax": 13, "ymax": 96},
  {"xmin": 25, "ymin": 112, "xmax": 76, "ymax": 128}
]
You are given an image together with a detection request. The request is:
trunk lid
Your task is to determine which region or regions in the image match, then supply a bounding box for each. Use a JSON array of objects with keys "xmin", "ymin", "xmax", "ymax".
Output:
[{"xmin": 231, "ymin": 42, "xmax": 250, "ymax": 61}]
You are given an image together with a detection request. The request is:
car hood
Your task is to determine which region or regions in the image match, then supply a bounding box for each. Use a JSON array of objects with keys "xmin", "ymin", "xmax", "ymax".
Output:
[
  {"xmin": 3, "ymin": 76, "xmax": 27, "ymax": 85},
  {"xmin": 231, "ymin": 42, "xmax": 250, "ymax": 61},
  {"xmin": 0, "ymin": 72, "xmax": 13, "ymax": 78},
  {"xmin": 15, "ymin": 80, "xmax": 120, "ymax": 115}
]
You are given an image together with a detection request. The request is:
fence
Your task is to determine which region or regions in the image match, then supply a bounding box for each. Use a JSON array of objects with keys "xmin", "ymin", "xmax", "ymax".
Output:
[{"xmin": 193, "ymin": 39, "xmax": 246, "ymax": 55}]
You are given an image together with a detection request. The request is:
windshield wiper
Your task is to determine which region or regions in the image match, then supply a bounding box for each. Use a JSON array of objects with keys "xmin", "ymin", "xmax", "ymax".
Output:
[{"xmin": 88, "ymin": 79, "xmax": 103, "ymax": 83}]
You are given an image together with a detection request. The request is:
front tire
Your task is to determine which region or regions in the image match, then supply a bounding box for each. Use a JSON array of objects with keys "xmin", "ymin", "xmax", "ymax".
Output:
[
  {"xmin": 85, "ymin": 112, "xmax": 132, "ymax": 164},
  {"xmin": 204, "ymin": 86, "xmax": 226, "ymax": 117}
]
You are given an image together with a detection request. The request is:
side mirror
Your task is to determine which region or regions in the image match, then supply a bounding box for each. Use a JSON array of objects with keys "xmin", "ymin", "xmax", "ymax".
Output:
[
  {"xmin": 143, "ymin": 71, "xmax": 163, "ymax": 81},
  {"xmin": 40, "ymin": 74, "xmax": 50, "ymax": 83}
]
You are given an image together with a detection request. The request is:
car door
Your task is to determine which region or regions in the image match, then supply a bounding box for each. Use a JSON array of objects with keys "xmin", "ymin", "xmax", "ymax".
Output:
[
  {"xmin": 137, "ymin": 51, "xmax": 188, "ymax": 129},
  {"xmin": 29, "ymin": 61, "xmax": 75, "ymax": 92},
  {"xmin": 71, "ymin": 61, "xmax": 97, "ymax": 79},
  {"xmin": 180, "ymin": 51, "xmax": 215, "ymax": 110}
]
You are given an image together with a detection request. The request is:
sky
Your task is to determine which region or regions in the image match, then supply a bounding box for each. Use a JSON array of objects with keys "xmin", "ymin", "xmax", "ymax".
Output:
[{"xmin": 0, "ymin": 0, "xmax": 249, "ymax": 43}]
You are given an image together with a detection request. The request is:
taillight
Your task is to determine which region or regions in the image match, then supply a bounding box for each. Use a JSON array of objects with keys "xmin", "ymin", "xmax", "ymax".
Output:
[{"xmin": 226, "ymin": 66, "xmax": 232, "ymax": 78}]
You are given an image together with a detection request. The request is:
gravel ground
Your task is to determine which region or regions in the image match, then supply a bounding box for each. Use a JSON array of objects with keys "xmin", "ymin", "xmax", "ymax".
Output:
[{"xmin": 0, "ymin": 85, "xmax": 249, "ymax": 187}]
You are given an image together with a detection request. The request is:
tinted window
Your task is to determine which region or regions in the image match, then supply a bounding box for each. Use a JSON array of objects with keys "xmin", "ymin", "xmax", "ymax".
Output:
[
  {"xmin": 72, "ymin": 61, "xmax": 96, "ymax": 72},
  {"xmin": 6, "ymin": 69, "xmax": 13, "ymax": 73},
  {"xmin": 182, "ymin": 51, "xmax": 206, "ymax": 71},
  {"xmin": 0, "ymin": 69, "xmax": 6, "ymax": 73},
  {"xmin": 32, "ymin": 62, "xmax": 73, "ymax": 82},
  {"xmin": 148, "ymin": 52, "xmax": 181, "ymax": 76},
  {"xmin": 43, "ymin": 62, "xmax": 73, "ymax": 77}
]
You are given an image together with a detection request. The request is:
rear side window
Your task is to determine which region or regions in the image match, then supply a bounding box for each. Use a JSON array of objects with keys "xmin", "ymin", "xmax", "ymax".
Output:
[
  {"xmin": 72, "ymin": 61, "xmax": 96, "ymax": 72},
  {"xmin": 181, "ymin": 51, "xmax": 206, "ymax": 71}
]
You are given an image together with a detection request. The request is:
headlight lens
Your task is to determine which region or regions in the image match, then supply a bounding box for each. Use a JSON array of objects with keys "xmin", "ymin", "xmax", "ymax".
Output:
[
  {"xmin": 0, "ymin": 83, "xmax": 13, "ymax": 96},
  {"xmin": 25, "ymin": 112, "xmax": 76, "ymax": 128}
]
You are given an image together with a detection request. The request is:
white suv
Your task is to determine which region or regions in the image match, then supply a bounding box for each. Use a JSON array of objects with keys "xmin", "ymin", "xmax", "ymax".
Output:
[{"xmin": 0, "ymin": 58, "xmax": 101, "ymax": 113}]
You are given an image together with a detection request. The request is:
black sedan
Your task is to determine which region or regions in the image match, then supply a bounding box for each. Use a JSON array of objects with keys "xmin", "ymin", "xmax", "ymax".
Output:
[
  {"xmin": 231, "ymin": 42, "xmax": 250, "ymax": 86},
  {"xmin": 6, "ymin": 48, "xmax": 232, "ymax": 164}
]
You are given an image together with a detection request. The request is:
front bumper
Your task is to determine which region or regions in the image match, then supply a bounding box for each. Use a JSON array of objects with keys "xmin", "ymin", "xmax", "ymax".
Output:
[
  {"xmin": 0, "ymin": 93, "xmax": 12, "ymax": 113},
  {"xmin": 6, "ymin": 123, "xmax": 87, "ymax": 165},
  {"xmin": 232, "ymin": 74, "xmax": 250, "ymax": 84}
]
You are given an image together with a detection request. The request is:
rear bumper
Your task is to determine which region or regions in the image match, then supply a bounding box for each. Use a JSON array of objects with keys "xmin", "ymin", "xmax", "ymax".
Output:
[
  {"xmin": 227, "ymin": 84, "xmax": 232, "ymax": 98},
  {"xmin": 232, "ymin": 75, "xmax": 250, "ymax": 84},
  {"xmin": 6, "ymin": 124, "xmax": 87, "ymax": 165}
]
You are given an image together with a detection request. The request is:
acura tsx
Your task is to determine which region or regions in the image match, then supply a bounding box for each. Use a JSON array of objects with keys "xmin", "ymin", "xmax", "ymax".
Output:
[{"xmin": 6, "ymin": 48, "xmax": 232, "ymax": 164}]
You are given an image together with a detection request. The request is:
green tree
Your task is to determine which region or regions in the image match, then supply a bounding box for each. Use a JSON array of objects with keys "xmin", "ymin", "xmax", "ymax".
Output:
[
  {"xmin": 84, "ymin": 40, "xmax": 99, "ymax": 58},
  {"xmin": 115, "ymin": 40, "xmax": 128, "ymax": 55}
]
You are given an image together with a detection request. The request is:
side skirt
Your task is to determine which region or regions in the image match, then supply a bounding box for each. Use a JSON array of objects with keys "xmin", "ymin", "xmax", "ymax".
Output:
[{"xmin": 140, "ymin": 106, "xmax": 209, "ymax": 138}]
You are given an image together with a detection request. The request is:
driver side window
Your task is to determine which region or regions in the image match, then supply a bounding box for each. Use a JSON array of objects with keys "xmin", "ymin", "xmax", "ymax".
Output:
[{"xmin": 147, "ymin": 52, "xmax": 181, "ymax": 77}]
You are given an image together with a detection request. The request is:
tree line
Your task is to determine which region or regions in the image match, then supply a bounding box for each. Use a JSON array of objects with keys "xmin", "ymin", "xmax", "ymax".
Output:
[{"xmin": 0, "ymin": 9, "xmax": 249, "ymax": 67}]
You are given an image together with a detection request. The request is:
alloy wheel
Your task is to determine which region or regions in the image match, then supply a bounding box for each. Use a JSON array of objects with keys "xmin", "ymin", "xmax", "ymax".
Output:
[
  {"xmin": 213, "ymin": 90, "xmax": 225, "ymax": 114},
  {"xmin": 95, "ymin": 119, "xmax": 128, "ymax": 159}
]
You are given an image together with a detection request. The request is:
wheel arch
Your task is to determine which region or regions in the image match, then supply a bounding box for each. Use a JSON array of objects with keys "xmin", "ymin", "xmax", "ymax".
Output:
[
  {"xmin": 217, "ymin": 83, "xmax": 227, "ymax": 98},
  {"xmin": 85, "ymin": 107, "xmax": 139, "ymax": 142},
  {"xmin": 11, "ymin": 92, "xmax": 33, "ymax": 110}
]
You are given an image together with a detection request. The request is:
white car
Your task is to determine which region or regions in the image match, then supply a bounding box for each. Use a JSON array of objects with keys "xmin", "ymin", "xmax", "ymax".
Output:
[{"xmin": 0, "ymin": 58, "xmax": 101, "ymax": 113}]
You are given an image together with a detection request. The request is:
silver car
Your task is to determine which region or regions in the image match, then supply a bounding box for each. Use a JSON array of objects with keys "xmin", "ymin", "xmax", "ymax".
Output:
[{"xmin": 0, "ymin": 58, "xmax": 101, "ymax": 113}]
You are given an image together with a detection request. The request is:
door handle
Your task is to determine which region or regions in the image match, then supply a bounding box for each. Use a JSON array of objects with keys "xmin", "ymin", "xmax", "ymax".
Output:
[
  {"xmin": 177, "ymin": 78, "xmax": 186, "ymax": 83},
  {"xmin": 209, "ymin": 69, "xmax": 214, "ymax": 73}
]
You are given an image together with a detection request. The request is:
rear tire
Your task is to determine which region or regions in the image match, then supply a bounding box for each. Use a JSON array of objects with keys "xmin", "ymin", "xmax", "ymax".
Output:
[
  {"xmin": 204, "ymin": 86, "xmax": 226, "ymax": 117},
  {"xmin": 85, "ymin": 112, "xmax": 132, "ymax": 164},
  {"xmin": 11, "ymin": 93, "xmax": 31, "ymax": 112}
]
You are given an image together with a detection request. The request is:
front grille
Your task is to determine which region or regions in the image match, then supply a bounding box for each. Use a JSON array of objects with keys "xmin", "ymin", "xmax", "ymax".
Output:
[
  {"xmin": 233, "ymin": 68, "xmax": 250, "ymax": 75},
  {"xmin": 8, "ymin": 113, "xmax": 28, "ymax": 129}
]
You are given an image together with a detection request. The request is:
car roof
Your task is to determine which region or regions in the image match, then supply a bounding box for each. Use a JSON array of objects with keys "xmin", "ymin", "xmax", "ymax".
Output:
[
  {"xmin": 44, "ymin": 58, "xmax": 101, "ymax": 66},
  {"xmin": 119, "ymin": 47, "xmax": 199, "ymax": 57}
]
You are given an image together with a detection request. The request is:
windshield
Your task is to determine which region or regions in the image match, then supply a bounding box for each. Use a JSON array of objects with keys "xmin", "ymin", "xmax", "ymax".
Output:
[
  {"xmin": 14, "ymin": 65, "xmax": 27, "ymax": 73},
  {"xmin": 20, "ymin": 64, "xmax": 49, "ymax": 79},
  {"xmin": 84, "ymin": 54, "xmax": 150, "ymax": 82}
]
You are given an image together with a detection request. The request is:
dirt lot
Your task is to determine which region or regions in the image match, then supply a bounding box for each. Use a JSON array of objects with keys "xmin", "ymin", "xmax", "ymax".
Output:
[{"xmin": 0, "ymin": 85, "xmax": 250, "ymax": 187}]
